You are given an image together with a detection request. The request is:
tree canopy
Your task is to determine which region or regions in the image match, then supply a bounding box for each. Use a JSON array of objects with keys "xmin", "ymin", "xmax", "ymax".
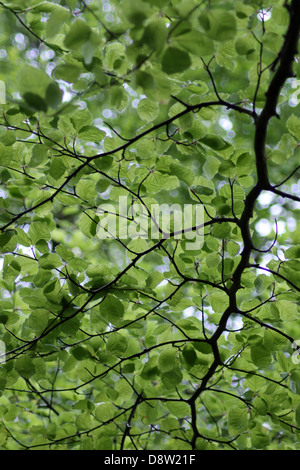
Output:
[{"xmin": 0, "ymin": 0, "xmax": 300, "ymax": 451}]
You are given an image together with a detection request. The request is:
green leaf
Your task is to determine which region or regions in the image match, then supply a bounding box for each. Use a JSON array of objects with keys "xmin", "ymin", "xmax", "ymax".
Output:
[
  {"xmin": 182, "ymin": 344, "xmax": 197, "ymax": 366},
  {"xmin": 28, "ymin": 222, "xmax": 51, "ymax": 244},
  {"xmin": 144, "ymin": 0, "xmax": 168, "ymax": 5},
  {"xmin": 0, "ymin": 232, "xmax": 17, "ymax": 253},
  {"xmin": 295, "ymin": 403, "xmax": 300, "ymax": 427},
  {"xmin": 251, "ymin": 425, "xmax": 270, "ymax": 449},
  {"xmin": 170, "ymin": 162, "xmax": 194, "ymax": 185},
  {"xmin": 161, "ymin": 367, "xmax": 183, "ymax": 389},
  {"xmin": 236, "ymin": 152, "xmax": 253, "ymax": 176},
  {"xmin": 55, "ymin": 244, "xmax": 74, "ymax": 261},
  {"xmin": 19, "ymin": 65, "xmax": 51, "ymax": 97},
  {"xmin": 0, "ymin": 142, "xmax": 14, "ymax": 163},
  {"xmin": 191, "ymin": 185, "xmax": 214, "ymax": 196},
  {"xmin": 29, "ymin": 310, "xmax": 48, "ymax": 333},
  {"xmin": 218, "ymin": 160, "xmax": 235, "ymax": 177},
  {"xmin": 79, "ymin": 126, "xmax": 106, "ymax": 142},
  {"xmin": 166, "ymin": 401, "xmax": 189, "ymax": 419},
  {"xmin": 158, "ymin": 349, "xmax": 177, "ymax": 372},
  {"xmin": 19, "ymin": 65, "xmax": 62, "ymax": 110},
  {"xmin": 193, "ymin": 342, "xmax": 212, "ymax": 355},
  {"xmin": 76, "ymin": 179, "xmax": 97, "ymax": 201},
  {"xmin": 120, "ymin": 0, "xmax": 151, "ymax": 25},
  {"xmin": 141, "ymin": 18, "xmax": 167, "ymax": 51},
  {"xmin": 276, "ymin": 300, "xmax": 298, "ymax": 321},
  {"xmin": 290, "ymin": 371, "xmax": 300, "ymax": 394},
  {"xmin": 76, "ymin": 412, "xmax": 93, "ymax": 431},
  {"xmin": 53, "ymin": 64, "xmax": 81, "ymax": 83},
  {"xmin": 72, "ymin": 346, "xmax": 91, "ymax": 361},
  {"xmin": 95, "ymin": 403, "xmax": 115, "ymax": 422},
  {"xmin": 228, "ymin": 406, "xmax": 247, "ymax": 435},
  {"xmin": 209, "ymin": 291, "xmax": 228, "ymax": 313},
  {"xmin": 136, "ymin": 139, "xmax": 155, "ymax": 160},
  {"xmin": 276, "ymin": 351, "xmax": 289, "ymax": 372},
  {"xmin": 39, "ymin": 253, "xmax": 61, "ymax": 269},
  {"xmin": 284, "ymin": 246, "xmax": 300, "ymax": 259},
  {"xmin": 162, "ymin": 47, "xmax": 191, "ymax": 74},
  {"xmin": 15, "ymin": 356, "xmax": 35, "ymax": 379},
  {"xmin": 127, "ymin": 238, "xmax": 148, "ymax": 256},
  {"xmin": 49, "ymin": 158, "xmax": 67, "ymax": 180},
  {"xmin": 203, "ymin": 156, "xmax": 220, "ymax": 178},
  {"xmin": 0, "ymin": 130, "xmax": 16, "ymax": 146},
  {"xmin": 201, "ymin": 134, "xmax": 228, "ymax": 150},
  {"xmin": 105, "ymin": 333, "xmax": 128, "ymax": 356},
  {"xmin": 250, "ymin": 344, "xmax": 272, "ymax": 368},
  {"xmin": 253, "ymin": 397, "xmax": 268, "ymax": 416},
  {"xmin": 226, "ymin": 241, "xmax": 240, "ymax": 256},
  {"xmin": 174, "ymin": 31, "xmax": 214, "ymax": 57},
  {"xmin": 99, "ymin": 295, "xmax": 124, "ymax": 325},
  {"xmin": 71, "ymin": 108, "xmax": 93, "ymax": 131},
  {"xmin": 32, "ymin": 1, "xmax": 64, "ymax": 13},
  {"xmin": 78, "ymin": 212, "xmax": 97, "ymax": 238},
  {"xmin": 46, "ymin": 5, "xmax": 70, "ymax": 38},
  {"xmin": 45, "ymin": 82, "xmax": 63, "ymax": 109},
  {"xmin": 104, "ymin": 43, "xmax": 126, "ymax": 70},
  {"xmin": 211, "ymin": 222, "xmax": 231, "ymax": 239},
  {"xmin": 64, "ymin": 20, "xmax": 91, "ymax": 49},
  {"xmin": 200, "ymin": 10, "xmax": 237, "ymax": 42},
  {"xmin": 141, "ymin": 356, "xmax": 159, "ymax": 380},
  {"xmin": 137, "ymin": 99, "xmax": 159, "ymax": 122},
  {"xmin": 139, "ymin": 401, "xmax": 158, "ymax": 424},
  {"xmin": 235, "ymin": 35, "xmax": 257, "ymax": 55},
  {"xmin": 286, "ymin": 114, "xmax": 300, "ymax": 140}
]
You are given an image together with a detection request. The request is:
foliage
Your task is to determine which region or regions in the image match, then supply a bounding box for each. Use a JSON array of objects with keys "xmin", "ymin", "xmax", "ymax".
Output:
[{"xmin": 0, "ymin": 0, "xmax": 299, "ymax": 451}]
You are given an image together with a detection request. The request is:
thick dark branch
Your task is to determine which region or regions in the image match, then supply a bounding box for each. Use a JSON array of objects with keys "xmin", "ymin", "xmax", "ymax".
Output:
[
  {"xmin": 254, "ymin": 0, "xmax": 300, "ymax": 189},
  {"xmin": 186, "ymin": 2, "xmax": 300, "ymax": 426}
]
